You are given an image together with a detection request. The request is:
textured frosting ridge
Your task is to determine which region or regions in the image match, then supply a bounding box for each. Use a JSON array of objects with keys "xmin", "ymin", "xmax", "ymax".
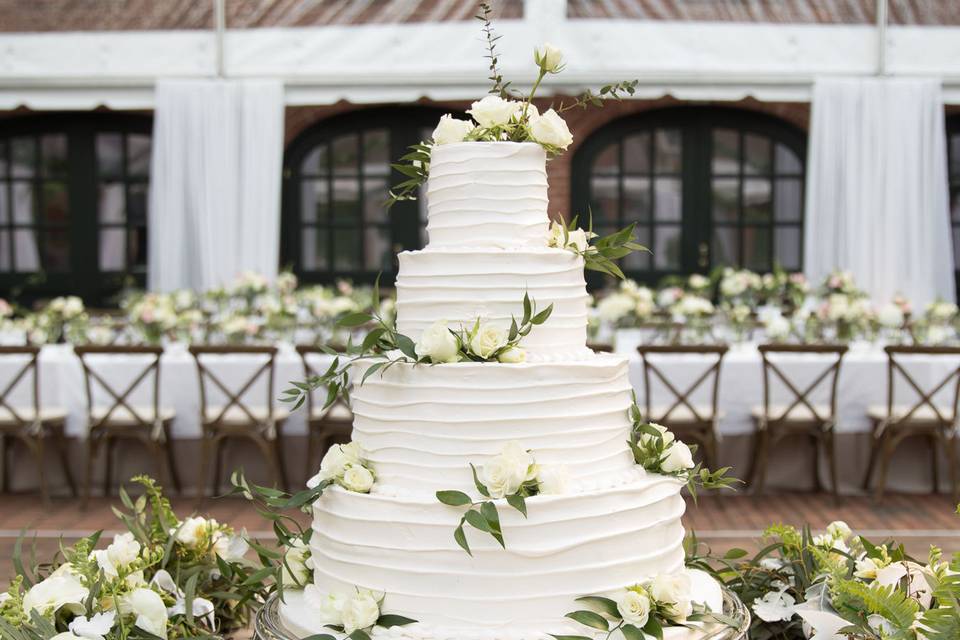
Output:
[
  {"xmin": 426, "ymin": 142, "xmax": 549, "ymax": 249},
  {"xmin": 395, "ymin": 247, "xmax": 591, "ymax": 356},
  {"xmin": 350, "ymin": 355, "xmax": 635, "ymax": 495}
]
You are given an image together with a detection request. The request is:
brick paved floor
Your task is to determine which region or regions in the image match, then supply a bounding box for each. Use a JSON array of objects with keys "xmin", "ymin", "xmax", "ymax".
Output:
[{"xmin": 1, "ymin": 491, "xmax": 957, "ymax": 587}]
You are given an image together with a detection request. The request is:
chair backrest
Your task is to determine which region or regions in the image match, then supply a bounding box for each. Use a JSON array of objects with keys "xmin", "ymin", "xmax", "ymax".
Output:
[
  {"xmin": 636, "ymin": 344, "xmax": 729, "ymax": 423},
  {"xmin": 74, "ymin": 345, "xmax": 164, "ymax": 431},
  {"xmin": 883, "ymin": 345, "xmax": 960, "ymax": 427},
  {"xmin": 757, "ymin": 343, "xmax": 848, "ymax": 424},
  {"xmin": 189, "ymin": 345, "xmax": 278, "ymax": 426},
  {"xmin": 0, "ymin": 346, "xmax": 41, "ymax": 429}
]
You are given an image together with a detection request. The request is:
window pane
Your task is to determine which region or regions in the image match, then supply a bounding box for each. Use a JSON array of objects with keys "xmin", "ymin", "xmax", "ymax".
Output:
[
  {"xmin": 622, "ymin": 225, "xmax": 650, "ymax": 270},
  {"xmin": 11, "ymin": 138, "xmax": 35, "ymax": 178},
  {"xmin": 332, "ymin": 134, "xmax": 358, "ymax": 175},
  {"xmin": 952, "ymin": 188, "xmax": 960, "ymax": 221},
  {"xmin": 589, "ymin": 175, "xmax": 619, "ymax": 227},
  {"xmin": 712, "ymin": 178, "xmax": 738, "ymax": 223},
  {"xmin": 653, "ymin": 226, "xmax": 681, "ymax": 269},
  {"xmin": 775, "ymin": 227, "xmax": 801, "ymax": 270},
  {"xmin": 743, "ymin": 226, "xmax": 771, "ymax": 271},
  {"xmin": 128, "ymin": 183, "xmax": 148, "ymax": 224},
  {"xmin": 301, "ymin": 228, "xmax": 328, "ymax": 270},
  {"xmin": 301, "ymin": 180, "xmax": 328, "ymax": 223},
  {"xmin": 592, "ymin": 143, "xmax": 619, "ymax": 176},
  {"xmin": 775, "ymin": 142, "xmax": 802, "ymax": 174},
  {"xmin": 623, "ymin": 134, "xmax": 650, "ymax": 174},
  {"xmin": 13, "ymin": 229, "xmax": 39, "ymax": 272},
  {"xmin": 41, "ymin": 182, "xmax": 69, "ymax": 225},
  {"xmin": 99, "ymin": 183, "xmax": 125, "ymax": 223},
  {"xmin": 623, "ymin": 176, "xmax": 650, "ymax": 223},
  {"xmin": 127, "ymin": 134, "xmax": 151, "ymax": 177},
  {"xmin": 955, "ymin": 228, "xmax": 960, "ymax": 269},
  {"xmin": 362, "ymin": 129, "xmax": 389, "ymax": 176},
  {"xmin": 100, "ymin": 228, "xmax": 126, "ymax": 271},
  {"xmin": 363, "ymin": 177, "xmax": 388, "ymax": 224},
  {"xmin": 129, "ymin": 226, "xmax": 147, "ymax": 268},
  {"xmin": 744, "ymin": 134, "xmax": 771, "ymax": 175},
  {"xmin": 12, "ymin": 183, "xmax": 34, "ymax": 224},
  {"xmin": 654, "ymin": 129, "xmax": 681, "ymax": 174},
  {"xmin": 364, "ymin": 227, "xmax": 392, "ymax": 271},
  {"xmin": 0, "ymin": 140, "xmax": 6, "ymax": 175},
  {"xmin": 333, "ymin": 228, "xmax": 359, "ymax": 271},
  {"xmin": 712, "ymin": 129, "xmax": 738, "ymax": 175},
  {"xmin": 774, "ymin": 178, "xmax": 803, "ymax": 222},
  {"xmin": 654, "ymin": 177, "xmax": 681, "ymax": 222},
  {"xmin": 743, "ymin": 178, "xmax": 772, "ymax": 222},
  {"xmin": 96, "ymin": 133, "xmax": 123, "ymax": 178},
  {"xmin": 41, "ymin": 135, "xmax": 68, "ymax": 178},
  {"xmin": 302, "ymin": 144, "xmax": 328, "ymax": 176},
  {"xmin": 45, "ymin": 229, "xmax": 70, "ymax": 272},
  {"xmin": 0, "ymin": 231, "xmax": 9, "ymax": 271},
  {"xmin": 332, "ymin": 178, "xmax": 359, "ymax": 223},
  {"xmin": 0, "ymin": 181, "xmax": 7, "ymax": 223},
  {"xmin": 712, "ymin": 226, "xmax": 739, "ymax": 266}
]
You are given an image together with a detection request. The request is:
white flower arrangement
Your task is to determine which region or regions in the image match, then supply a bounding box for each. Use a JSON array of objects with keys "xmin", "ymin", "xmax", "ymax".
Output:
[
  {"xmin": 301, "ymin": 586, "xmax": 416, "ymax": 640},
  {"xmin": 306, "ymin": 442, "xmax": 376, "ymax": 494}
]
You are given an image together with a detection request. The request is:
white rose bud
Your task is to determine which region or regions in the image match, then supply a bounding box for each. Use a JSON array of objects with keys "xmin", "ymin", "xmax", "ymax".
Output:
[
  {"xmin": 566, "ymin": 228, "xmax": 589, "ymax": 252},
  {"xmin": 467, "ymin": 95, "xmax": 523, "ymax": 127},
  {"xmin": 469, "ymin": 323, "xmax": 507, "ymax": 360},
  {"xmin": 281, "ymin": 539, "xmax": 312, "ymax": 587},
  {"xmin": 415, "ymin": 319, "xmax": 460, "ymax": 364},
  {"xmin": 649, "ymin": 572, "xmax": 693, "ymax": 622},
  {"xmin": 661, "ymin": 441, "xmax": 695, "ymax": 473},
  {"xmin": 432, "ymin": 114, "xmax": 475, "ymax": 145},
  {"xmin": 497, "ymin": 347, "xmax": 526, "ymax": 363},
  {"xmin": 529, "ymin": 108, "xmax": 573, "ymax": 150},
  {"xmin": 341, "ymin": 464, "xmax": 375, "ymax": 493},
  {"xmin": 340, "ymin": 591, "xmax": 381, "ymax": 634},
  {"xmin": 616, "ymin": 588, "xmax": 651, "ymax": 627},
  {"xmin": 534, "ymin": 42, "xmax": 564, "ymax": 73}
]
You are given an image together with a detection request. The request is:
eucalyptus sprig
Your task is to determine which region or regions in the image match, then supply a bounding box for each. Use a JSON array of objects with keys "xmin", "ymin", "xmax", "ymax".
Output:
[
  {"xmin": 626, "ymin": 398, "xmax": 739, "ymax": 501},
  {"xmin": 554, "ymin": 80, "xmax": 640, "ymax": 114},
  {"xmin": 436, "ymin": 464, "xmax": 538, "ymax": 556},
  {"xmin": 548, "ymin": 214, "xmax": 649, "ymax": 280},
  {"xmin": 476, "ymin": 2, "xmax": 514, "ymax": 99}
]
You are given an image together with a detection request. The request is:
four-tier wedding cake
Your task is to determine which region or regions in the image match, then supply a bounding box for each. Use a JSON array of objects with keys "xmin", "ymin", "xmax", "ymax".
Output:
[{"xmin": 279, "ymin": 141, "xmax": 725, "ymax": 640}]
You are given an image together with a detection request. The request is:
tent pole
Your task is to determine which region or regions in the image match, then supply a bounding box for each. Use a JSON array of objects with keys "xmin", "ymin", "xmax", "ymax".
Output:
[
  {"xmin": 214, "ymin": 0, "xmax": 226, "ymax": 78},
  {"xmin": 876, "ymin": 0, "xmax": 888, "ymax": 76}
]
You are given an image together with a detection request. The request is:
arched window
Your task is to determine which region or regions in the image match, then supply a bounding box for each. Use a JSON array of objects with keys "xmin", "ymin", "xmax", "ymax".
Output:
[
  {"xmin": 948, "ymin": 114, "xmax": 960, "ymax": 294},
  {"xmin": 282, "ymin": 107, "xmax": 451, "ymax": 285},
  {"xmin": 572, "ymin": 107, "xmax": 806, "ymax": 284},
  {"xmin": 0, "ymin": 113, "xmax": 151, "ymax": 304}
]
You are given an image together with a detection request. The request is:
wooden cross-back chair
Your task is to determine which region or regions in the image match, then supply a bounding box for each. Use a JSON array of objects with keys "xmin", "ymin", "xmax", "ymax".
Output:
[
  {"xmin": 748, "ymin": 344, "xmax": 847, "ymax": 496},
  {"xmin": 296, "ymin": 345, "xmax": 353, "ymax": 479},
  {"xmin": 189, "ymin": 345, "xmax": 289, "ymax": 495},
  {"xmin": 863, "ymin": 346, "xmax": 960, "ymax": 502},
  {"xmin": 75, "ymin": 345, "xmax": 178, "ymax": 504},
  {"xmin": 0, "ymin": 346, "xmax": 74, "ymax": 502},
  {"xmin": 636, "ymin": 344, "xmax": 729, "ymax": 470}
]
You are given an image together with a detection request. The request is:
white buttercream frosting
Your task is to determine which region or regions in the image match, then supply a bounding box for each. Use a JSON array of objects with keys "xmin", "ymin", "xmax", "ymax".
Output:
[
  {"xmin": 426, "ymin": 142, "xmax": 549, "ymax": 249},
  {"xmin": 395, "ymin": 247, "xmax": 591, "ymax": 357},
  {"xmin": 350, "ymin": 355, "xmax": 635, "ymax": 494}
]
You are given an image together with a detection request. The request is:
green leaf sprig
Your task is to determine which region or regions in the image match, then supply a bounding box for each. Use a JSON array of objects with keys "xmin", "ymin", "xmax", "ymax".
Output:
[
  {"xmin": 549, "ymin": 214, "xmax": 649, "ymax": 280},
  {"xmin": 553, "ymin": 590, "xmax": 717, "ymax": 640}
]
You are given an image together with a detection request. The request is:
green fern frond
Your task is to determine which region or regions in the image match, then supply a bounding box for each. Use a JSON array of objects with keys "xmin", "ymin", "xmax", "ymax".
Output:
[{"xmin": 834, "ymin": 580, "xmax": 920, "ymax": 630}]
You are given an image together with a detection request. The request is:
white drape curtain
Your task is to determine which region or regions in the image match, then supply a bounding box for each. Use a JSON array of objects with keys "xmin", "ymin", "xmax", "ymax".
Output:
[
  {"xmin": 804, "ymin": 77, "xmax": 955, "ymax": 306},
  {"xmin": 148, "ymin": 78, "xmax": 284, "ymax": 292}
]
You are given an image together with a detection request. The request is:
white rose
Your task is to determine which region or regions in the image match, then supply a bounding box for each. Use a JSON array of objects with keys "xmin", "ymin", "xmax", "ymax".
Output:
[
  {"xmin": 415, "ymin": 320, "xmax": 460, "ymax": 364},
  {"xmin": 467, "ymin": 95, "xmax": 523, "ymax": 127},
  {"xmin": 537, "ymin": 465, "xmax": 570, "ymax": 495},
  {"xmin": 282, "ymin": 538, "xmax": 313, "ymax": 588},
  {"xmin": 639, "ymin": 422, "xmax": 675, "ymax": 448},
  {"xmin": 314, "ymin": 442, "xmax": 363, "ymax": 484},
  {"xmin": 69, "ymin": 611, "xmax": 116, "ymax": 640},
  {"xmin": 534, "ymin": 42, "xmax": 564, "ymax": 73},
  {"xmin": 649, "ymin": 572, "xmax": 693, "ymax": 622},
  {"xmin": 212, "ymin": 529, "xmax": 249, "ymax": 561},
  {"xmin": 469, "ymin": 323, "xmax": 507, "ymax": 359},
  {"xmin": 174, "ymin": 516, "xmax": 211, "ymax": 548},
  {"xmin": 661, "ymin": 441, "xmax": 695, "ymax": 472},
  {"xmin": 529, "ymin": 108, "xmax": 573, "ymax": 150},
  {"xmin": 615, "ymin": 588, "xmax": 651, "ymax": 627},
  {"xmin": 827, "ymin": 521, "xmax": 852, "ymax": 540},
  {"xmin": 480, "ymin": 442, "xmax": 534, "ymax": 499},
  {"xmin": 303, "ymin": 585, "xmax": 346, "ymax": 625},
  {"xmin": 340, "ymin": 591, "xmax": 381, "ymax": 634},
  {"xmin": 432, "ymin": 114, "xmax": 475, "ymax": 145},
  {"xmin": 121, "ymin": 588, "xmax": 169, "ymax": 639},
  {"xmin": 497, "ymin": 346, "xmax": 526, "ymax": 363},
  {"xmin": 567, "ymin": 228, "xmax": 589, "ymax": 252},
  {"xmin": 688, "ymin": 274, "xmax": 710, "ymax": 290},
  {"xmin": 23, "ymin": 572, "xmax": 88, "ymax": 617},
  {"xmin": 341, "ymin": 464, "xmax": 375, "ymax": 493}
]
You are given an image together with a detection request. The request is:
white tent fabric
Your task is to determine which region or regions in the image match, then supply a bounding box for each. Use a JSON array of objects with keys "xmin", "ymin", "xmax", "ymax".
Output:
[
  {"xmin": 804, "ymin": 77, "xmax": 955, "ymax": 306},
  {"xmin": 148, "ymin": 78, "xmax": 284, "ymax": 292}
]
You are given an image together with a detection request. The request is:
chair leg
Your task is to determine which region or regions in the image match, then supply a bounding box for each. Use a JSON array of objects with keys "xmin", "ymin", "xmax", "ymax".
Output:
[
  {"xmin": 874, "ymin": 433, "xmax": 894, "ymax": 503},
  {"xmin": 0, "ymin": 434, "xmax": 7, "ymax": 493},
  {"xmin": 811, "ymin": 433, "xmax": 821, "ymax": 493},
  {"xmin": 83, "ymin": 434, "xmax": 98, "ymax": 509},
  {"xmin": 862, "ymin": 424, "xmax": 881, "ymax": 491},
  {"xmin": 54, "ymin": 428, "xmax": 77, "ymax": 498},
  {"xmin": 945, "ymin": 433, "xmax": 959, "ymax": 504},
  {"xmin": 825, "ymin": 430, "xmax": 839, "ymax": 499},
  {"xmin": 163, "ymin": 426, "xmax": 181, "ymax": 495},
  {"xmin": 23, "ymin": 436, "xmax": 48, "ymax": 504},
  {"xmin": 702, "ymin": 429, "xmax": 718, "ymax": 472},
  {"xmin": 752, "ymin": 429, "xmax": 770, "ymax": 494},
  {"xmin": 197, "ymin": 433, "xmax": 212, "ymax": 502},
  {"xmin": 930, "ymin": 433, "xmax": 940, "ymax": 493},
  {"xmin": 102, "ymin": 436, "xmax": 115, "ymax": 497},
  {"xmin": 212, "ymin": 436, "xmax": 226, "ymax": 497}
]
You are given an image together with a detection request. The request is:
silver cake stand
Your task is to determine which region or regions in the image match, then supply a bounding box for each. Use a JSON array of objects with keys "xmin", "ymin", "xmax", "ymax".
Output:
[{"xmin": 253, "ymin": 587, "xmax": 750, "ymax": 640}]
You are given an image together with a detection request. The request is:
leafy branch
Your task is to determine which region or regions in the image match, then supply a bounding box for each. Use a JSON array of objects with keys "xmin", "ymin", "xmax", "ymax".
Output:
[
  {"xmin": 550, "ymin": 213, "xmax": 649, "ymax": 280},
  {"xmin": 554, "ymin": 80, "xmax": 640, "ymax": 114},
  {"xmin": 476, "ymin": 2, "xmax": 513, "ymax": 99},
  {"xmin": 386, "ymin": 141, "xmax": 431, "ymax": 209}
]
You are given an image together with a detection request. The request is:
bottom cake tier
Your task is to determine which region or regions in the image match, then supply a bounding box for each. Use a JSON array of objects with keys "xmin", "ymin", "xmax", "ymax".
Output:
[{"xmin": 279, "ymin": 472, "xmax": 719, "ymax": 639}]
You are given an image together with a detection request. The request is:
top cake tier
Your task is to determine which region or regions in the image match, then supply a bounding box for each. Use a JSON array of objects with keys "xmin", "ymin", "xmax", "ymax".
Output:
[{"xmin": 426, "ymin": 142, "xmax": 549, "ymax": 248}]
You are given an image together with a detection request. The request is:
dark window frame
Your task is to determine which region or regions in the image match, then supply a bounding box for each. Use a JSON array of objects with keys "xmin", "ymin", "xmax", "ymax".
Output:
[
  {"xmin": 0, "ymin": 113, "xmax": 152, "ymax": 305},
  {"xmin": 281, "ymin": 106, "xmax": 455, "ymax": 286},
  {"xmin": 571, "ymin": 106, "xmax": 807, "ymax": 286},
  {"xmin": 947, "ymin": 114, "xmax": 960, "ymax": 296}
]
